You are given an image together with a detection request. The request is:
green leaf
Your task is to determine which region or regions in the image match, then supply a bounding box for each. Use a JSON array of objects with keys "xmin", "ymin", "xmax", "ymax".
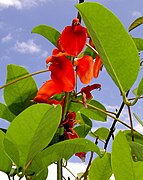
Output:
[
  {"xmin": 133, "ymin": 161, "xmax": 143, "ymax": 180},
  {"xmin": 137, "ymin": 78, "xmax": 143, "ymax": 96},
  {"xmin": 76, "ymin": 2, "xmax": 140, "ymax": 93},
  {"xmin": 89, "ymin": 153, "xmax": 112, "ymax": 180},
  {"xmin": 134, "ymin": 113, "xmax": 143, "ymax": 126},
  {"xmin": 0, "ymin": 103, "xmax": 15, "ymax": 122},
  {"xmin": 89, "ymin": 127, "xmax": 109, "ymax": 140},
  {"xmin": 4, "ymin": 64, "xmax": 37, "ymax": 115},
  {"xmin": 112, "ymin": 131, "xmax": 135, "ymax": 180},
  {"xmin": 4, "ymin": 104, "xmax": 62, "ymax": 169},
  {"xmin": 132, "ymin": 38, "xmax": 143, "ymax": 52},
  {"xmin": 70, "ymin": 100, "xmax": 107, "ymax": 121},
  {"xmin": 74, "ymin": 125, "xmax": 91, "ymax": 138},
  {"xmin": 124, "ymin": 130, "xmax": 143, "ymax": 146},
  {"xmin": 130, "ymin": 142, "xmax": 143, "ymax": 161},
  {"xmin": 32, "ymin": 25, "xmax": 61, "ymax": 47},
  {"xmin": 0, "ymin": 130, "xmax": 12, "ymax": 173},
  {"xmin": 128, "ymin": 17, "xmax": 143, "ymax": 32},
  {"xmin": 37, "ymin": 138, "xmax": 100, "ymax": 166}
]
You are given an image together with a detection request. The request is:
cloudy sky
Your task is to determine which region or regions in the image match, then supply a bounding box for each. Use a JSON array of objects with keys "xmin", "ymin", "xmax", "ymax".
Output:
[{"xmin": 0, "ymin": 0, "xmax": 143, "ymax": 179}]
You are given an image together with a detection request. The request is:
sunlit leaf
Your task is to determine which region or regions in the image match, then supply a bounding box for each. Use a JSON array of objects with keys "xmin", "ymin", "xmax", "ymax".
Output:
[
  {"xmin": 128, "ymin": 17, "xmax": 143, "ymax": 32},
  {"xmin": 76, "ymin": 2, "xmax": 140, "ymax": 93},
  {"xmin": 4, "ymin": 104, "xmax": 62, "ymax": 169},
  {"xmin": 130, "ymin": 142, "xmax": 143, "ymax": 161},
  {"xmin": 0, "ymin": 130, "xmax": 12, "ymax": 173},
  {"xmin": 132, "ymin": 38, "xmax": 143, "ymax": 52},
  {"xmin": 133, "ymin": 161, "xmax": 143, "ymax": 180},
  {"xmin": 124, "ymin": 130, "xmax": 143, "ymax": 146},
  {"xmin": 4, "ymin": 64, "xmax": 37, "ymax": 115},
  {"xmin": 70, "ymin": 100, "xmax": 107, "ymax": 121},
  {"xmin": 133, "ymin": 113, "xmax": 143, "ymax": 126},
  {"xmin": 89, "ymin": 127, "xmax": 109, "ymax": 140},
  {"xmin": 137, "ymin": 78, "xmax": 143, "ymax": 96},
  {"xmin": 112, "ymin": 131, "xmax": 134, "ymax": 180},
  {"xmin": 89, "ymin": 153, "xmax": 112, "ymax": 180},
  {"xmin": 0, "ymin": 103, "xmax": 15, "ymax": 122},
  {"xmin": 32, "ymin": 25, "xmax": 60, "ymax": 47},
  {"xmin": 36, "ymin": 138, "xmax": 100, "ymax": 166}
]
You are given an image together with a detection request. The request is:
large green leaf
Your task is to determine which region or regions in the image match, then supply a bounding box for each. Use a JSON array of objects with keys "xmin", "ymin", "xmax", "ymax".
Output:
[
  {"xmin": 70, "ymin": 100, "xmax": 107, "ymax": 121},
  {"xmin": 0, "ymin": 130, "xmax": 12, "ymax": 173},
  {"xmin": 36, "ymin": 138, "xmax": 100, "ymax": 166},
  {"xmin": 0, "ymin": 103, "xmax": 15, "ymax": 122},
  {"xmin": 4, "ymin": 64, "xmax": 37, "ymax": 115},
  {"xmin": 134, "ymin": 113, "xmax": 143, "ymax": 126},
  {"xmin": 137, "ymin": 78, "xmax": 143, "ymax": 96},
  {"xmin": 112, "ymin": 131, "xmax": 135, "ymax": 180},
  {"xmin": 128, "ymin": 17, "xmax": 143, "ymax": 32},
  {"xmin": 133, "ymin": 161, "xmax": 143, "ymax": 180},
  {"xmin": 76, "ymin": 2, "xmax": 140, "ymax": 93},
  {"xmin": 4, "ymin": 104, "xmax": 62, "ymax": 169},
  {"xmin": 32, "ymin": 25, "xmax": 60, "ymax": 47},
  {"xmin": 133, "ymin": 38, "xmax": 143, "ymax": 52},
  {"xmin": 89, "ymin": 153, "xmax": 112, "ymax": 180},
  {"xmin": 130, "ymin": 142, "xmax": 143, "ymax": 161}
]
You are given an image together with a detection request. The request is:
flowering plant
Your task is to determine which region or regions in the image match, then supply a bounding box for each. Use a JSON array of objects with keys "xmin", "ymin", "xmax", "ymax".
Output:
[{"xmin": 0, "ymin": 1, "xmax": 143, "ymax": 180}]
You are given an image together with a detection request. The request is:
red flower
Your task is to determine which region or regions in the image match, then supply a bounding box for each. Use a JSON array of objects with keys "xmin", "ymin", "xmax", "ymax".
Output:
[
  {"xmin": 34, "ymin": 80, "xmax": 62, "ymax": 103},
  {"xmin": 46, "ymin": 55, "xmax": 75, "ymax": 92},
  {"xmin": 59, "ymin": 18, "xmax": 87, "ymax": 56},
  {"xmin": 62, "ymin": 112, "xmax": 86, "ymax": 161},
  {"xmin": 93, "ymin": 54, "xmax": 103, "ymax": 78},
  {"xmin": 80, "ymin": 84, "xmax": 101, "ymax": 100},
  {"xmin": 75, "ymin": 55, "xmax": 94, "ymax": 84}
]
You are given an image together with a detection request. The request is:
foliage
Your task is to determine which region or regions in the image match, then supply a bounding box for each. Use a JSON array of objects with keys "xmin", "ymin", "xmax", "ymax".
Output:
[{"xmin": 0, "ymin": 1, "xmax": 143, "ymax": 180}]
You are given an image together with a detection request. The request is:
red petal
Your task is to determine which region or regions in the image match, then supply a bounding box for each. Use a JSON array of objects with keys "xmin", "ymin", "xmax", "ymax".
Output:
[
  {"xmin": 59, "ymin": 25, "xmax": 87, "ymax": 56},
  {"xmin": 93, "ymin": 55, "xmax": 102, "ymax": 78},
  {"xmin": 49, "ymin": 56, "xmax": 75, "ymax": 92},
  {"xmin": 34, "ymin": 80, "xmax": 62, "ymax": 103},
  {"xmin": 75, "ymin": 152, "xmax": 86, "ymax": 162},
  {"xmin": 76, "ymin": 55, "xmax": 94, "ymax": 84}
]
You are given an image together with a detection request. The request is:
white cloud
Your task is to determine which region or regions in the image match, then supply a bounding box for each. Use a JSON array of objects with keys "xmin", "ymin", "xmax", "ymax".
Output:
[
  {"xmin": 1, "ymin": 33, "xmax": 12, "ymax": 43},
  {"xmin": 132, "ymin": 11, "xmax": 142, "ymax": 18},
  {"xmin": 0, "ymin": 0, "xmax": 48, "ymax": 10},
  {"xmin": 14, "ymin": 39, "xmax": 41, "ymax": 54}
]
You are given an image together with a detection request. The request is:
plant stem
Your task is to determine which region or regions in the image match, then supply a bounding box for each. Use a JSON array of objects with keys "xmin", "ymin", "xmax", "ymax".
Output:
[
  {"xmin": 72, "ymin": 99, "xmax": 134, "ymax": 130},
  {"xmin": 83, "ymin": 152, "xmax": 94, "ymax": 180},
  {"xmin": 86, "ymin": 43, "xmax": 99, "ymax": 55},
  {"xmin": 127, "ymin": 105, "xmax": 134, "ymax": 141},
  {"xmin": 57, "ymin": 160, "xmax": 63, "ymax": 180},
  {"xmin": 0, "ymin": 69, "xmax": 48, "ymax": 90},
  {"xmin": 104, "ymin": 91, "xmax": 130, "ymax": 150}
]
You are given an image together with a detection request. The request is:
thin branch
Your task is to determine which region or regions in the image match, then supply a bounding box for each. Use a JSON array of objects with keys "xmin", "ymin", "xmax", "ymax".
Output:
[
  {"xmin": 86, "ymin": 43, "xmax": 99, "ymax": 55},
  {"xmin": 127, "ymin": 105, "xmax": 134, "ymax": 141},
  {"xmin": 104, "ymin": 91, "xmax": 130, "ymax": 150},
  {"xmin": 83, "ymin": 152, "xmax": 94, "ymax": 180},
  {"xmin": 0, "ymin": 69, "xmax": 49, "ymax": 90},
  {"xmin": 63, "ymin": 165, "xmax": 77, "ymax": 179},
  {"xmin": 72, "ymin": 99, "xmax": 134, "ymax": 130}
]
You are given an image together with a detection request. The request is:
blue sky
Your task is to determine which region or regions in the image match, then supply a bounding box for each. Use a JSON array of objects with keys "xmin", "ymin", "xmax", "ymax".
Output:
[{"xmin": 0, "ymin": 0, "xmax": 143, "ymax": 179}]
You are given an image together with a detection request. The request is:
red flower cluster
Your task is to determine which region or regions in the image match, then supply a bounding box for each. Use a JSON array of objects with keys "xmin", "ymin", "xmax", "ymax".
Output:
[
  {"xmin": 34, "ymin": 18, "xmax": 102, "ymax": 161},
  {"xmin": 62, "ymin": 112, "xmax": 86, "ymax": 161}
]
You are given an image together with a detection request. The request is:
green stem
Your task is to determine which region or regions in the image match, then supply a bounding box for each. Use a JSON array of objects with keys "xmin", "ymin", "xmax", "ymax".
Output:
[
  {"xmin": 57, "ymin": 160, "xmax": 63, "ymax": 180},
  {"xmin": 127, "ymin": 105, "xmax": 134, "ymax": 141},
  {"xmin": 0, "ymin": 69, "xmax": 48, "ymax": 90},
  {"xmin": 72, "ymin": 100, "xmax": 135, "ymax": 131}
]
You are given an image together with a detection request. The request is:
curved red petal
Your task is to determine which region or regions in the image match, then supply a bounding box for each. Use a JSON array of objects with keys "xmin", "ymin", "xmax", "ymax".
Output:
[
  {"xmin": 49, "ymin": 56, "xmax": 75, "ymax": 92},
  {"xmin": 93, "ymin": 55, "xmax": 102, "ymax": 78},
  {"xmin": 34, "ymin": 80, "xmax": 62, "ymax": 103},
  {"xmin": 59, "ymin": 26, "xmax": 87, "ymax": 56},
  {"xmin": 76, "ymin": 55, "xmax": 94, "ymax": 84}
]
